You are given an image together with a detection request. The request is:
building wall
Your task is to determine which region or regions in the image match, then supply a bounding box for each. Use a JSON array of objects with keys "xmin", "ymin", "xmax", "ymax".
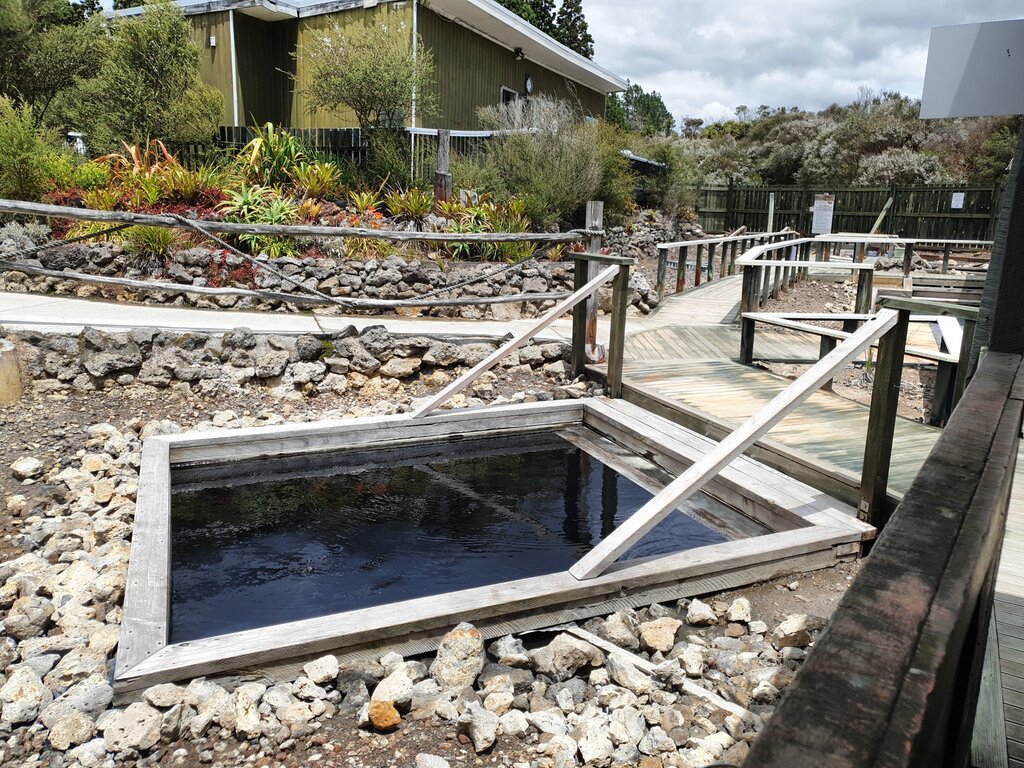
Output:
[
  {"xmin": 416, "ymin": 5, "xmax": 606, "ymax": 129},
  {"xmin": 190, "ymin": 1, "xmax": 607, "ymax": 130}
]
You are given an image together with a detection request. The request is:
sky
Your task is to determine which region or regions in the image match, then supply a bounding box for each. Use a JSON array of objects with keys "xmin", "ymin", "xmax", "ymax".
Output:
[{"xmin": 584, "ymin": 0, "xmax": 1022, "ymax": 124}]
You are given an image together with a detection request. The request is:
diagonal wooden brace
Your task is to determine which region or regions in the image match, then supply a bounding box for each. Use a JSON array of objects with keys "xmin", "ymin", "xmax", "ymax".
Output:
[{"xmin": 569, "ymin": 309, "xmax": 900, "ymax": 580}]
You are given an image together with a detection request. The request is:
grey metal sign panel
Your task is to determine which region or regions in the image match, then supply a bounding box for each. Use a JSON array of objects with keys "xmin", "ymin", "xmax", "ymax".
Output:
[{"xmin": 921, "ymin": 19, "xmax": 1024, "ymax": 119}]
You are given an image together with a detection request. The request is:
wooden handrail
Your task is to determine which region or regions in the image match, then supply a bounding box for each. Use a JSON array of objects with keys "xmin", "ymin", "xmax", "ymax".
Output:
[
  {"xmin": 410, "ymin": 264, "xmax": 621, "ymax": 418},
  {"xmin": 745, "ymin": 351, "xmax": 1024, "ymax": 767},
  {"xmin": 569, "ymin": 309, "xmax": 900, "ymax": 580}
]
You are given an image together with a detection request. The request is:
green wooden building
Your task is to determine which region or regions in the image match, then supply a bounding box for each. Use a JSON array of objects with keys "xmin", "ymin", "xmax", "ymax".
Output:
[{"xmin": 121, "ymin": 0, "xmax": 627, "ymax": 131}]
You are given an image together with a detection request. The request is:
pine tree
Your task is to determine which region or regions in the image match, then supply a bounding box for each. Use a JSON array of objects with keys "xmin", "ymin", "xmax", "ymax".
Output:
[
  {"xmin": 553, "ymin": 0, "xmax": 594, "ymax": 59},
  {"xmin": 529, "ymin": 0, "xmax": 557, "ymax": 38}
]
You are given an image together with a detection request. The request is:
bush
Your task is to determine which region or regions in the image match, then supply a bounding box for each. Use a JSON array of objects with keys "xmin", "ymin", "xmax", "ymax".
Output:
[
  {"xmin": 593, "ymin": 121, "xmax": 638, "ymax": 224},
  {"xmin": 0, "ymin": 96, "xmax": 54, "ymax": 200},
  {"xmin": 68, "ymin": 0, "xmax": 221, "ymax": 153},
  {"xmin": 479, "ymin": 96, "xmax": 603, "ymax": 229}
]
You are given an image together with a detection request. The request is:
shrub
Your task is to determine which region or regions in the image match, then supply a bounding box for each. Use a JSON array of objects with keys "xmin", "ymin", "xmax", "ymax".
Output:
[
  {"xmin": 124, "ymin": 226, "xmax": 178, "ymax": 262},
  {"xmin": 0, "ymin": 221, "xmax": 51, "ymax": 249},
  {"xmin": 290, "ymin": 161, "xmax": 343, "ymax": 200},
  {"xmin": 0, "ymin": 96, "xmax": 54, "ymax": 200},
  {"xmin": 237, "ymin": 123, "xmax": 307, "ymax": 187},
  {"xmin": 479, "ymin": 97, "xmax": 603, "ymax": 229},
  {"xmin": 593, "ymin": 121, "xmax": 639, "ymax": 223},
  {"xmin": 67, "ymin": 0, "xmax": 221, "ymax": 153}
]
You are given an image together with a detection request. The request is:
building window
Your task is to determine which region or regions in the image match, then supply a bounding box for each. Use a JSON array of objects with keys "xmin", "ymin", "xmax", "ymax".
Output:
[{"xmin": 500, "ymin": 86, "xmax": 521, "ymax": 105}]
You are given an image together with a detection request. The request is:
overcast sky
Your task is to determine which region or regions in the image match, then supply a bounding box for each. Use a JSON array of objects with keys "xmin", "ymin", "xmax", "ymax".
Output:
[{"xmin": 584, "ymin": 0, "xmax": 1021, "ymax": 124}]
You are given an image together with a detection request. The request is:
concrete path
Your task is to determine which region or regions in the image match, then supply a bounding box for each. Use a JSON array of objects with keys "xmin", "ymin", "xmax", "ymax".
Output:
[{"xmin": 0, "ymin": 291, "xmax": 571, "ymax": 341}]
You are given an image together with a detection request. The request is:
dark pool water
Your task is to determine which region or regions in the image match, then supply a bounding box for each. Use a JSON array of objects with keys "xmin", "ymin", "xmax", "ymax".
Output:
[{"xmin": 170, "ymin": 434, "xmax": 728, "ymax": 642}]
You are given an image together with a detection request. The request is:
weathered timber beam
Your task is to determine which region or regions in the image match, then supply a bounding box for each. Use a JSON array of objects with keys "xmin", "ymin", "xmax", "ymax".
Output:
[{"xmin": 569, "ymin": 309, "xmax": 900, "ymax": 580}]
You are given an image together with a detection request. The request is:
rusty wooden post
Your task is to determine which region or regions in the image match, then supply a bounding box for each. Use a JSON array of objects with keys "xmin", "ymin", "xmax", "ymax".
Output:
[
  {"xmin": 858, "ymin": 308, "xmax": 910, "ymax": 529},
  {"xmin": 433, "ymin": 129, "xmax": 453, "ymax": 207}
]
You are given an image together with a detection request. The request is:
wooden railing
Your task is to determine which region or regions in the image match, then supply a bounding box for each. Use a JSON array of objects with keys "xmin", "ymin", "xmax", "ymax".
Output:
[
  {"xmin": 654, "ymin": 230, "xmax": 799, "ymax": 302},
  {"xmin": 744, "ymin": 350, "xmax": 1024, "ymax": 767}
]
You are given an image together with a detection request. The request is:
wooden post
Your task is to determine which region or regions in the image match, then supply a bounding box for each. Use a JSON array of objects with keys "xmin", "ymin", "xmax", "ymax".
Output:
[
  {"xmin": 655, "ymin": 246, "xmax": 668, "ymax": 303},
  {"xmin": 943, "ymin": 242, "xmax": 952, "ymax": 274},
  {"xmin": 694, "ymin": 245, "xmax": 703, "ymax": 287},
  {"xmin": 930, "ymin": 361, "xmax": 956, "ymax": 427},
  {"xmin": 0, "ymin": 339, "xmax": 21, "ymax": 404},
  {"xmin": 903, "ymin": 242, "xmax": 915, "ymax": 278},
  {"xmin": 585, "ymin": 201, "xmax": 605, "ymax": 363},
  {"xmin": 607, "ymin": 262, "xmax": 630, "ymax": 398},
  {"xmin": 820, "ymin": 337, "xmax": 838, "ymax": 391},
  {"xmin": 855, "ymin": 269, "xmax": 874, "ymax": 316},
  {"xmin": 858, "ymin": 308, "xmax": 910, "ymax": 529},
  {"xmin": 571, "ymin": 255, "xmax": 589, "ymax": 378},
  {"xmin": 740, "ymin": 266, "xmax": 757, "ymax": 365},
  {"xmin": 707, "ymin": 242, "xmax": 717, "ymax": 282},
  {"xmin": 433, "ymin": 130, "xmax": 453, "ymax": 206},
  {"xmin": 953, "ymin": 318, "xmax": 978, "ymax": 407},
  {"xmin": 676, "ymin": 246, "xmax": 688, "ymax": 293}
]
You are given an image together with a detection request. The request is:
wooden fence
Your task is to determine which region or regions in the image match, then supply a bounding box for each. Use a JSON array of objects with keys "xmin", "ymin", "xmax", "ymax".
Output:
[
  {"xmin": 176, "ymin": 127, "xmax": 492, "ymax": 183},
  {"xmin": 698, "ymin": 183, "xmax": 1005, "ymax": 241}
]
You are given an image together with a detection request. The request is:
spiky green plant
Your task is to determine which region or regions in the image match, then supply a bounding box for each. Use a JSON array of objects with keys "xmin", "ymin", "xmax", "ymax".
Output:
[{"xmin": 237, "ymin": 123, "xmax": 307, "ymax": 187}]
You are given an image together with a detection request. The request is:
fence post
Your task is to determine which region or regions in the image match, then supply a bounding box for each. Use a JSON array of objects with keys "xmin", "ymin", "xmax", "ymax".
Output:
[
  {"xmin": 694, "ymin": 245, "xmax": 703, "ymax": 287},
  {"xmin": 676, "ymin": 246, "xmax": 688, "ymax": 293},
  {"xmin": 607, "ymin": 263, "xmax": 630, "ymax": 398},
  {"xmin": 656, "ymin": 247, "xmax": 668, "ymax": 303},
  {"xmin": 858, "ymin": 308, "xmax": 910, "ymax": 530},
  {"xmin": 725, "ymin": 177, "xmax": 736, "ymax": 231},
  {"xmin": 740, "ymin": 266, "xmax": 757, "ymax": 364},
  {"xmin": 585, "ymin": 202, "xmax": 605, "ymax": 362},
  {"xmin": 707, "ymin": 242, "xmax": 717, "ymax": 282},
  {"xmin": 433, "ymin": 129, "xmax": 453, "ymax": 206},
  {"xmin": 855, "ymin": 269, "xmax": 874, "ymax": 316}
]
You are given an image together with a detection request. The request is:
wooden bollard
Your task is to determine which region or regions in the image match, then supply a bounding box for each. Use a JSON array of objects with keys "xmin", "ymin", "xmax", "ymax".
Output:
[{"xmin": 0, "ymin": 339, "xmax": 22, "ymax": 404}]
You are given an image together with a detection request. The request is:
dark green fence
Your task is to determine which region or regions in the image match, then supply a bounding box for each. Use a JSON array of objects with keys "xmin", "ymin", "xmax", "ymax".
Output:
[
  {"xmin": 698, "ymin": 182, "xmax": 1005, "ymax": 240},
  {"xmin": 176, "ymin": 126, "xmax": 370, "ymax": 169}
]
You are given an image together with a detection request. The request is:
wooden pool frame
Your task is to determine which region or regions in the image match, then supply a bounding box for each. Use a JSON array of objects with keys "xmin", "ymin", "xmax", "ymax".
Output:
[{"xmin": 114, "ymin": 398, "xmax": 873, "ymax": 692}]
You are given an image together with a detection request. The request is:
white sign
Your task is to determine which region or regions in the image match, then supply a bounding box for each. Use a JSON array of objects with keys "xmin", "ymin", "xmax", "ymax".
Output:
[
  {"xmin": 921, "ymin": 19, "xmax": 1024, "ymax": 119},
  {"xmin": 811, "ymin": 194, "xmax": 835, "ymax": 235},
  {"xmin": 951, "ymin": 192, "xmax": 966, "ymax": 209}
]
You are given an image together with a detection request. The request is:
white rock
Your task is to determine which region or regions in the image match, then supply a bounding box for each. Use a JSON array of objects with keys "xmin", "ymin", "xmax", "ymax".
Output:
[
  {"xmin": 751, "ymin": 679, "xmax": 780, "ymax": 704},
  {"xmin": 372, "ymin": 664, "xmax": 417, "ymax": 707},
  {"xmin": 499, "ymin": 708, "xmax": 529, "ymax": 738},
  {"xmin": 430, "ymin": 622, "xmax": 485, "ymax": 690},
  {"xmin": 749, "ymin": 620, "xmax": 769, "ymax": 635},
  {"xmin": 639, "ymin": 617, "xmax": 682, "ymax": 653},
  {"xmin": 234, "ymin": 687, "xmax": 263, "ymax": 740},
  {"xmin": 101, "ymin": 702, "xmax": 162, "ymax": 752},
  {"xmin": 771, "ymin": 614, "xmax": 811, "ymax": 650},
  {"xmin": 602, "ymin": 611, "xmax": 641, "ymax": 650},
  {"xmin": 574, "ymin": 717, "xmax": 615, "ymax": 764},
  {"xmin": 606, "ymin": 655, "xmax": 653, "ymax": 695},
  {"xmin": 11, "ymin": 456, "xmax": 44, "ymax": 480},
  {"xmin": 726, "ymin": 597, "xmax": 752, "ymax": 623},
  {"xmin": 527, "ymin": 709, "xmax": 569, "ymax": 735},
  {"xmin": 302, "ymin": 655, "xmax": 339, "ymax": 685},
  {"xmin": 458, "ymin": 701, "xmax": 499, "ymax": 753},
  {"xmin": 415, "ymin": 755, "xmax": 451, "ymax": 768},
  {"xmin": 528, "ymin": 633, "xmax": 604, "ymax": 682},
  {"xmin": 487, "ymin": 635, "xmax": 531, "ymax": 668},
  {"xmin": 143, "ymin": 683, "xmax": 189, "ymax": 709},
  {"xmin": 545, "ymin": 734, "xmax": 580, "ymax": 768},
  {"xmin": 0, "ymin": 666, "xmax": 53, "ymax": 724},
  {"xmin": 40, "ymin": 675, "xmax": 113, "ymax": 726},
  {"xmin": 686, "ymin": 599, "xmax": 717, "ymax": 626},
  {"xmin": 49, "ymin": 711, "xmax": 96, "ymax": 750},
  {"xmin": 609, "ymin": 706, "xmax": 646, "ymax": 746},
  {"xmin": 67, "ymin": 738, "xmax": 112, "ymax": 768}
]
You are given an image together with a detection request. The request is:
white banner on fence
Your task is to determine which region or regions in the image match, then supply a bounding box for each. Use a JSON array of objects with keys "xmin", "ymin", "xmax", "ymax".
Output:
[{"xmin": 811, "ymin": 194, "xmax": 835, "ymax": 235}]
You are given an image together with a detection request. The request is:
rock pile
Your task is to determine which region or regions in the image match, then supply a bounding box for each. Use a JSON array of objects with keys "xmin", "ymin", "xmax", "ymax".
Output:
[{"xmin": 12, "ymin": 326, "xmax": 591, "ymax": 405}]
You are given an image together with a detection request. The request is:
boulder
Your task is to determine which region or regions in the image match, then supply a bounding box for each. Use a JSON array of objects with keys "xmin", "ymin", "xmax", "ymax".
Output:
[
  {"xmin": 368, "ymin": 700, "xmax": 401, "ymax": 730},
  {"xmin": 639, "ymin": 617, "xmax": 682, "ymax": 653},
  {"xmin": 686, "ymin": 598, "xmax": 718, "ymax": 626},
  {"xmin": 458, "ymin": 701, "xmax": 499, "ymax": 753},
  {"xmin": 0, "ymin": 666, "xmax": 53, "ymax": 724},
  {"xmin": 11, "ymin": 456, "xmax": 43, "ymax": 480},
  {"xmin": 529, "ymin": 634, "xmax": 604, "ymax": 682},
  {"xmin": 771, "ymin": 614, "xmax": 811, "ymax": 650},
  {"xmin": 726, "ymin": 597, "xmax": 752, "ymax": 623},
  {"xmin": 487, "ymin": 635, "xmax": 531, "ymax": 668},
  {"xmin": 303, "ymin": 655, "xmax": 340, "ymax": 686},
  {"xmin": 430, "ymin": 622, "xmax": 486, "ymax": 690},
  {"xmin": 101, "ymin": 702, "xmax": 162, "ymax": 752},
  {"xmin": 48, "ymin": 711, "xmax": 96, "ymax": 751}
]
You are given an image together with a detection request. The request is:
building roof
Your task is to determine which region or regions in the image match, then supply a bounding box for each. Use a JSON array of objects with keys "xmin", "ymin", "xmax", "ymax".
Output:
[{"xmin": 117, "ymin": 0, "xmax": 627, "ymax": 95}]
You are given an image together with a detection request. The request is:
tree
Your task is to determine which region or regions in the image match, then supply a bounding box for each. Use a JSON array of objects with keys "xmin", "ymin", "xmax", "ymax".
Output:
[
  {"xmin": 67, "ymin": 0, "xmax": 221, "ymax": 151},
  {"xmin": 620, "ymin": 83, "xmax": 674, "ymax": 136},
  {"xmin": 0, "ymin": 0, "xmax": 103, "ymax": 125},
  {"xmin": 528, "ymin": 0, "xmax": 557, "ymax": 37},
  {"xmin": 299, "ymin": 21, "xmax": 436, "ymax": 131},
  {"xmin": 553, "ymin": 0, "xmax": 593, "ymax": 58}
]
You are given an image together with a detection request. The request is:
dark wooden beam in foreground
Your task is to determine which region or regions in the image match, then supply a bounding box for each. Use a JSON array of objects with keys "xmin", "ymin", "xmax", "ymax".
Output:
[{"xmin": 744, "ymin": 351, "xmax": 1024, "ymax": 768}]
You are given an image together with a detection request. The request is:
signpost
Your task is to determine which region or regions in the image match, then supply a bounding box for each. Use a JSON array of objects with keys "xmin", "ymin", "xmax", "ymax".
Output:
[{"xmin": 811, "ymin": 194, "xmax": 835, "ymax": 235}]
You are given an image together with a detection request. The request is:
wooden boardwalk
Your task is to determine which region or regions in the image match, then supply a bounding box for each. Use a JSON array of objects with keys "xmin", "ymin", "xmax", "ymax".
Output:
[{"xmin": 621, "ymin": 274, "xmax": 1022, "ymax": 766}]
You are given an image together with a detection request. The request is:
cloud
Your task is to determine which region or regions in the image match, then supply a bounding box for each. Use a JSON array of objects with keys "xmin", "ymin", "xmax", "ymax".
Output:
[{"xmin": 585, "ymin": 0, "xmax": 1022, "ymax": 123}]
